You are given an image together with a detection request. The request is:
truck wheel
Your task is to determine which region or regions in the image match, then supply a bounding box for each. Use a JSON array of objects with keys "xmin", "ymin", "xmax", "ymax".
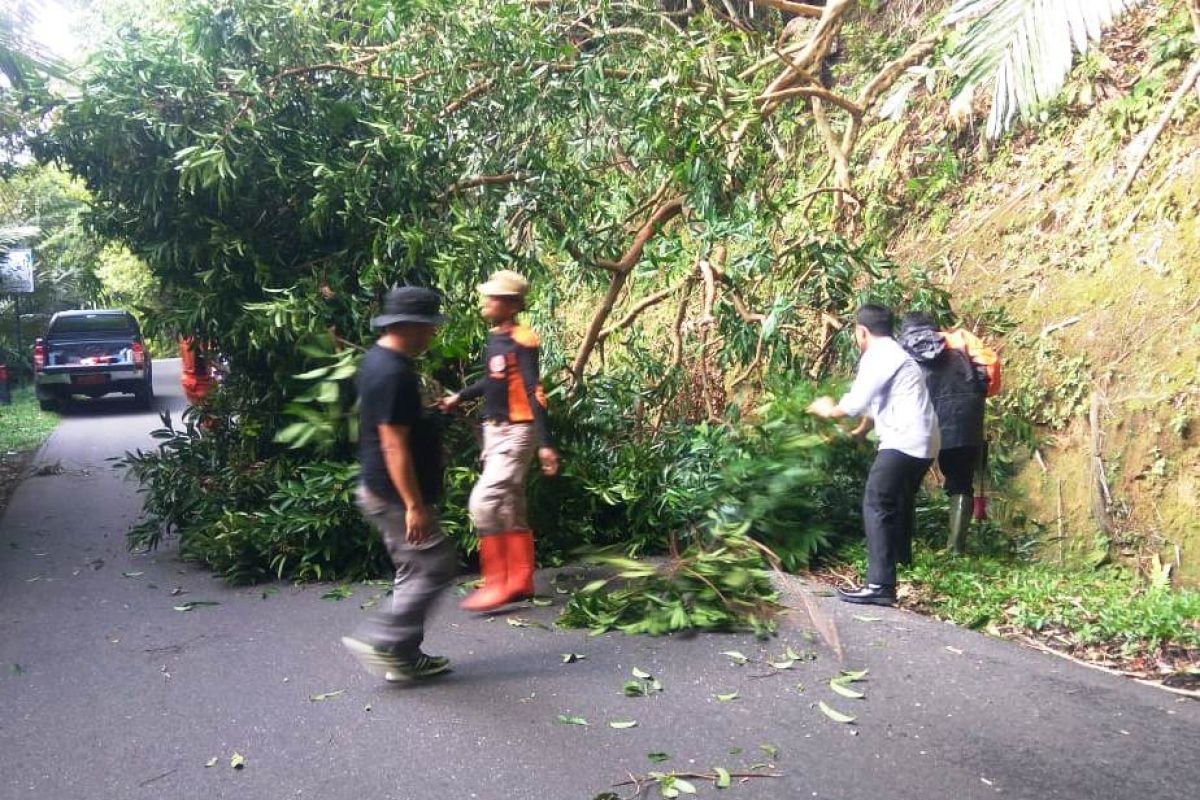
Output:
[
  {"xmin": 135, "ymin": 381, "xmax": 154, "ymax": 409},
  {"xmin": 38, "ymin": 398, "xmax": 58, "ymax": 412}
]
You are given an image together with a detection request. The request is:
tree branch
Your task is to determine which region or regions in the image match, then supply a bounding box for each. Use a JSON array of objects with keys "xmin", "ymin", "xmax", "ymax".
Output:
[
  {"xmin": 598, "ymin": 283, "xmax": 683, "ymax": 341},
  {"xmin": 595, "ymin": 196, "xmax": 685, "ymax": 272},
  {"xmin": 435, "ymin": 171, "xmax": 529, "ymax": 202},
  {"xmin": 747, "ymin": 0, "xmax": 825, "ymax": 18},
  {"xmin": 1119, "ymin": 58, "xmax": 1200, "ymax": 195}
]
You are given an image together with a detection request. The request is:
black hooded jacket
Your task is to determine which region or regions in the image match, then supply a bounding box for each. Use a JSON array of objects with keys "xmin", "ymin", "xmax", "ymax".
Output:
[{"xmin": 899, "ymin": 324, "xmax": 986, "ymax": 450}]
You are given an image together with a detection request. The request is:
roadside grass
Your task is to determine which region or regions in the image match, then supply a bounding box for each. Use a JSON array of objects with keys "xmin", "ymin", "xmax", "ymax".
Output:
[
  {"xmin": 0, "ymin": 386, "xmax": 58, "ymax": 514},
  {"xmin": 0, "ymin": 386, "xmax": 57, "ymax": 454},
  {"xmin": 824, "ymin": 535, "xmax": 1200, "ymax": 674}
]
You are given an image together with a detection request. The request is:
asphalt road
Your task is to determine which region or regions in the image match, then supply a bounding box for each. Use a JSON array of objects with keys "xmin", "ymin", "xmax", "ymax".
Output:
[{"xmin": 1, "ymin": 358, "xmax": 1197, "ymax": 800}]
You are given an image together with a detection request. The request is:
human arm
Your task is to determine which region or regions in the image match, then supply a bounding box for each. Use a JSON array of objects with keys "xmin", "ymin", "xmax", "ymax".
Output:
[
  {"xmin": 440, "ymin": 377, "xmax": 486, "ymax": 412},
  {"xmin": 378, "ymin": 423, "xmax": 435, "ymax": 544},
  {"xmin": 515, "ymin": 344, "xmax": 559, "ymax": 476}
]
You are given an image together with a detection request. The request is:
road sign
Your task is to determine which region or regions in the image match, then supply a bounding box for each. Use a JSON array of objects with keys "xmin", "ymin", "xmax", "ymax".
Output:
[{"xmin": 1, "ymin": 248, "xmax": 35, "ymax": 294}]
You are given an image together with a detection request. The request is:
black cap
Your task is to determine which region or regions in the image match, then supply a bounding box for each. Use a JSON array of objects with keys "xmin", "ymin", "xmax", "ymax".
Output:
[{"xmin": 370, "ymin": 286, "xmax": 448, "ymax": 328}]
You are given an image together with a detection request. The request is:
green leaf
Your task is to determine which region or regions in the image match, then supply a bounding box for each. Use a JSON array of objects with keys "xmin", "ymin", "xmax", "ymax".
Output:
[
  {"xmin": 818, "ymin": 701, "xmax": 856, "ymax": 724},
  {"xmin": 759, "ymin": 743, "xmax": 779, "ymax": 759},
  {"xmin": 173, "ymin": 601, "xmax": 219, "ymax": 612},
  {"xmin": 557, "ymin": 715, "xmax": 589, "ymax": 726},
  {"xmin": 507, "ymin": 618, "xmax": 530, "ymax": 628},
  {"xmin": 321, "ymin": 586, "xmax": 353, "ymax": 601},
  {"xmin": 852, "ymin": 614, "xmax": 881, "ymax": 623},
  {"xmin": 720, "ymin": 650, "xmax": 749, "ymax": 665},
  {"xmin": 624, "ymin": 680, "xmax": 648, "ymax": 697},
  {"xmin": 715, "ymin": 691, "xmax": 739, "ymax": 702},
  {"xmin": 673, "ymin": 778, "xmax": 697, "ymax": 794},
  {"xmin": 309, "ymin": 689, "xmax": 346, "ymax": 702},
  {"xmin": 529, "ymin": 597, "xmax": 553, "ymax": 607},
  {"xmin": 840, "ymin": 669, "xmax": 869, "ymax": 682},
  {"xmin": 608, "ymin": 720, "xmax": 638, "ymax": 729},
  {"xmin": 767, "ymin": 658, "xmax": 795, "ymax": 670},
  {"xmin": 631, "ymin": 667, "xmax": 652, "ymax": 679},
  {"xmin": 204, "ymin": 757, "xmax": 218, "ymax": 768},
  {"xmin": 122, "ymin": 571, "xmax": 144, "ymax": 577},
  {"xmin": 714, "ymin": 767, "xmax": 731, "ymax": 788},
  {"xmin": 647, "ymin": 752, "xmax": 671, "ymax": 763},
  {"xmin": 230, "ymin": 752, "xmax": 246, "ymax": 769},
  {"xmin": 830, "ymin": 679, "xmax": 865, "ymax": 699}
]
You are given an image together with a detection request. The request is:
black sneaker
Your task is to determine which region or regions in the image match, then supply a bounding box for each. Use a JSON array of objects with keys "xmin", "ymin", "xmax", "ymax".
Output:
[
  {"xmin": 384, "ymin": 653, "xmax": 451, "ymax": 682},
  {"xmin": 341, "ymin": 636, "xmax": 405, "ymax": 677},
  {"xmin": 836, "ymin": 584, "xmax": 897, "ymax": 606}
]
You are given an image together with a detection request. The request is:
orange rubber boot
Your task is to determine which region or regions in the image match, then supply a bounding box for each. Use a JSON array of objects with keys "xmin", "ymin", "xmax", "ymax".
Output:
[
  {"xmin": 460, "ymin": 534, "xmax": 509, "ymax": 612},
  {"xmin": 502, "ymin": 529, "xmax": 536, "ymax": 602}
]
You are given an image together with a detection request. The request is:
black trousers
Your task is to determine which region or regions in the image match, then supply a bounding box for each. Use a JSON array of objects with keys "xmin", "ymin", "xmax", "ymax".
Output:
[
  {"xmin": 938, "ymin": 445, "xmax": 980, "ymax": 496},
  {"xmin": 864, "ymin": 449, "xmax": 933, "ymax": 587}
]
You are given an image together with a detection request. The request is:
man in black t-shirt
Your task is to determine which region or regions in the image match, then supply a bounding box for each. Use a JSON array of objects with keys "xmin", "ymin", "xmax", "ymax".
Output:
[{"xmin": 342, "ymin": 287, "xmax": 457, "ymax": 682}]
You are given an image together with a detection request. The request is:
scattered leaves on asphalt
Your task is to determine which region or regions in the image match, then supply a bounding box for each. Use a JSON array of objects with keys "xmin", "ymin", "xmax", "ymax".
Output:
[
  {"xmin": 714, "ymin": 767, "xmax": 731, "ymax": 788},
  {"xmin": 557, "ymin": 714, "xmax": 589, "ymax": 726},
  {"xmin": 624, "ymin": 667, "xmax": 663, "ymax": 696},
  {"xmin": 839, "ymin": 669, "xmax": 869, "ymax": 682},
  {"xmin": 230, "ymin": 752, "xmax": 246, "ymax": 769},
  {"xmin": 561, "ymin": 653, "xmax": 586, "ymax": 664},
  {"xmin": 720, "ymin": 650, "xmax": 749, "ymax": 665},
  {"xmin": 321, "ymin": 586, "xmax": 353, "ymax": 601},
  {"xmin": 647, "ymin": 752, "xmax": 671, "ymax": 763},
  {"xmin": 173, "ymin": 601, "xmax": 219, "ymax": 612},
  {"xmin": 818, "ymin": 701, "xmax": 856, "ymax": 724},
  {"xmin": 204, "ymin": 758, "xmax": 218, "ymax": 768},
  {"xmin": 309, "ymin": 689, "xmax": 345, "ymax": 702},
  {"xmin": 829, "ymin": 679, "xmax": 865, "ymax": 700},
  {"xmin": 759, "ymin": 743, "xmax": 779, "ymax": 760},
  {"xmin": 715, "ymin": 691, "xmax": 739, "ymax": 702},
  {"xmin": 608, "ymin": 720, "xmax": 638, "ymax": 729},
  {"xmin": 767, "ymin": 657, "xmax": 795, "ymax": 670}
]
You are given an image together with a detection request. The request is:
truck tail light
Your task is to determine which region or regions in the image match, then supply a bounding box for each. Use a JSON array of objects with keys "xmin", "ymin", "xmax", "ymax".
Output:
[
  {"xmin": 131, "ymin": 341, "xmax": 146, "ymax": 367},
  {"xmin": 33, "ymin": 339, "xmax": 45, "ymax": 372}
]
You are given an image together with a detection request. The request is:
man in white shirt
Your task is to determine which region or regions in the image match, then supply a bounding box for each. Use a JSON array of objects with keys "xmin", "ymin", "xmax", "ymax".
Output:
[{"xmin": 808, "ymin": 305, "xmax": 940, "ymax": 605}]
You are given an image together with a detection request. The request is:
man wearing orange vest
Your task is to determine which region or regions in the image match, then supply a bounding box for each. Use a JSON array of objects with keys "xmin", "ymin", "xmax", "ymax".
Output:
[{"xmin": 440, "ymin": 270, "xmax": 560, "ymax": 612}]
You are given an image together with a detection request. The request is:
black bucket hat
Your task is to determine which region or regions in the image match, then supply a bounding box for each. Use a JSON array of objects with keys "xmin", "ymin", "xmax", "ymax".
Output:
[{"xmin": 370, "ymin": 286, "xmax": 448, "ymax": 328}]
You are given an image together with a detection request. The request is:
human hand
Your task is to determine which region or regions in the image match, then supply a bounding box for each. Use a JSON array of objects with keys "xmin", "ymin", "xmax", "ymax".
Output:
[
  {"xmin": 437, "ymin": 393, "xmax": 461, "ymax": 413},
  {"xmin": 538, "ymin": 447, "xmax": 560, "ymax": 477},
  {"xmin": 405, "ymin": 504, "xmax": 435, "ymax": 545},
  {"xmin": 807, "ymin": 396, "xmax": 837, "ymax": 418}
]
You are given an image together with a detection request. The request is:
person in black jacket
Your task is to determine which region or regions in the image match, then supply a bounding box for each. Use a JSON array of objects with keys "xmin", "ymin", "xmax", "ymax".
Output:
[{"xmin": 898, "ymin": 312, "xmax": 987, "ymax": 554}]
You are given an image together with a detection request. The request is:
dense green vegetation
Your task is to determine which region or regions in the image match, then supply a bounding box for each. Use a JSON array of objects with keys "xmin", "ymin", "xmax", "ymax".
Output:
[
  {"xmin": 3, "ymin": 0, "xmax": 1197, "ymax": 656},
  {"xmin": 0, "ymin": 385, "xmax": 57, "ymax": 453}
]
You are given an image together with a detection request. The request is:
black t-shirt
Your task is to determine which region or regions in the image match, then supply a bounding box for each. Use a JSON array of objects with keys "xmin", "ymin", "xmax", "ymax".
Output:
[{"xmin": 357, "ymin": 344, "xmax": 443, "ymax": 506}]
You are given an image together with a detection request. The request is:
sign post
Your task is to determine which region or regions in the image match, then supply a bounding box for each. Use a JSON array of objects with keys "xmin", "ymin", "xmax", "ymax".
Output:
[{"xmin": 2, "ymin": 247, "xmax": 36, "ymax": 381}]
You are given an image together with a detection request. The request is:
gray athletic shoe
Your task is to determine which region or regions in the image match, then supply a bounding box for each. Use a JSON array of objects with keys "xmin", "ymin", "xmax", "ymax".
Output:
[{"xmin": 384, "ymin": 653, "xmax": 451, "ymax": 682}]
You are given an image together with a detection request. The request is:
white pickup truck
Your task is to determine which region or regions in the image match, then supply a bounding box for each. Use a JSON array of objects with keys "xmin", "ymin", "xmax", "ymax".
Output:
[{"xmin": 33, "ymin": 310, "xmax": 154, "ymax": 411}]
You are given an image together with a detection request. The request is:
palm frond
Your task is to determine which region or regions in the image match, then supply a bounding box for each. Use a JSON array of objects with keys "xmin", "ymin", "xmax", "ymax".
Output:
[
  {"xmin": 944, "ymin": 0, "xmax": 1151, "ymax": 138},
  {"xmin": 0, "ymin": 5, "xmax": 69, "ymax": 87}
]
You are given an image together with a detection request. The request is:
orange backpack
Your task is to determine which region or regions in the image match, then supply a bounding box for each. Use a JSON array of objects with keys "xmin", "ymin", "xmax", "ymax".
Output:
[{"xmin": 942, "ymin": 328, "xmax": 1001, "ymax": 397}]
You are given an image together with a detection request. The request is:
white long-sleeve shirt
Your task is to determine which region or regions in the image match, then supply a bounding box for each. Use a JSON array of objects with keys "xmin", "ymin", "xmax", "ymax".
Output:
[{"xmin": 839, "ymin": 336, "xmax": 940, "ymax": 459}]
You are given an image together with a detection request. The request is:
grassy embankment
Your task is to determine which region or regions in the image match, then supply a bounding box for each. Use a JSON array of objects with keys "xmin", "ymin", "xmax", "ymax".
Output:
[{"xmin": 0, "ymin": 386, "xmax": 58, "ymax": 513}]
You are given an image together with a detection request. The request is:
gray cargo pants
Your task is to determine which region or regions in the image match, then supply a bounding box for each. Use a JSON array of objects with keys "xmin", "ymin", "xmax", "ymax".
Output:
[
  {"xmin": 350, "ymin": 486, "xmax": 457, "ymax": 660},
  {"xmin": 469, "ymin": 422, "xmax": 537, "ymax": 536}
]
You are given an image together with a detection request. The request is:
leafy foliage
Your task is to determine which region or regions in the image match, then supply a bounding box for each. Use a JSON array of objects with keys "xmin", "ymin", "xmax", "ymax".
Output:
[
  {"xmin": 945, "ymin": 0, "xmax": 1152, "ymax": 137},
  {"xmin": 558, "ymin": 533, "xmax": 784, "ymax": 637}
]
